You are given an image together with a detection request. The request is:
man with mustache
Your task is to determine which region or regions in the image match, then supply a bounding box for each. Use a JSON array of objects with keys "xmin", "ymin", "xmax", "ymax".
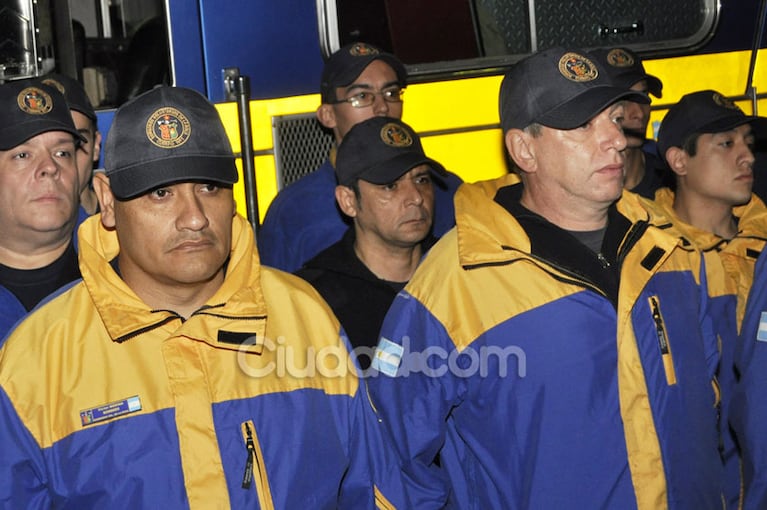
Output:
[
  {"xmin": 258, "ymin": 42, "xmax": 462, "ymax": 273},
  {"xmin": 653, "ymin": 89, "xmax": 767, "ymax": 508},
  {"xmin": 591, "ymin": 46, "xmax": 671, "ymax": 197},
  {"xmin": 0, "ymin": 79, "xmax": 84, "ymax": 339},
  {"xmin": 297, "ymin": 116, "xmax": 444, "ymax": 369},
  {"xmin": 0, "ymin": 86, "xmax": 393, "ymax": 508}
]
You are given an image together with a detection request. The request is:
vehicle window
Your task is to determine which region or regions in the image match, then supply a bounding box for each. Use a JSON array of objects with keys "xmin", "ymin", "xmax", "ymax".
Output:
[
  {"xmin": 321, "ymin": 0, "xmax": 719, "ymax": 77},
  {"xmin": 0, "ymin": 0, "xmax": 170, "ymax": 109}
]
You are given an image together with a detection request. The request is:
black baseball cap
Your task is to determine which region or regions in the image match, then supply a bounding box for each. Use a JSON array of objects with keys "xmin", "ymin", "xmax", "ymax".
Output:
[
  {"xmin": 590, "ymin": 47, "xmax": 663, "ymax": 98},
  {"xmin": 320, "ymin": 42, "xmax": 407, "ymax": 104},
  {"xmin": 499, "ymin": 46, "xmax": 649, "ymax": 132},
  {"xmin": 335, "ymin": 116, "xmax": 446, "ymax": 187},
  {"xmin": 104, "ymin": 86, "xmax": 238, "ymax": 200},
  {"xmin": 0, "ymin": 79, "xmax": 85, "ymax": 150},
  {"xmin": 657, "ymin": 90, "xmax": 767, "ymax": 157},
  {"xmin": 39, "ymin": 73, "xmax": 98, "ymax": 123}
]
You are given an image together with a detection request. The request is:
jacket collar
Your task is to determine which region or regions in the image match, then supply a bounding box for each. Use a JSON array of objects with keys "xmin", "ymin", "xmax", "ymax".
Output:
[
  {"xmin": 454, "ymin": 175, "xmax": 680, "ymax": 269},
  {"xmin": 77, "ymin": 214, "xmax": 267, "ymax": 352},
  {"xmin": 653, "ymin": 187, "xmax": 767, "ymax": 251}
]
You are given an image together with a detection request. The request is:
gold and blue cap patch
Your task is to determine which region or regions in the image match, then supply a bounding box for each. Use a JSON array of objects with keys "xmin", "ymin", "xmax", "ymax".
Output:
[
  {"xmin": 657, "ymin": 89, "xmax": 767, "ymax": 156},
  {"xmin": 320, "ymin": 42, "xmax": 407, "ymax": 104},
  {"xmin": 590, "ymin": 47, "xmax": 663, "ymax": 98},
  {"xmin": 104, "ymin": 86, "xmax": 238, "ymax": 200},
  {"xmin": 335, "ymin": 116, "xmax": 446, "ymax": 186},
  {"xmin": 499, "ymin": 46, "xmax": 649, "ymax": 131},
  {"xmin": 0, "ymin": 78, "xmax": 85, "ymax": 150}
]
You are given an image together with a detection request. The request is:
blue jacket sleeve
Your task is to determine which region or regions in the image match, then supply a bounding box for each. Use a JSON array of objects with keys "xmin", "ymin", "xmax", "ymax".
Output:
[
  {"xmin": 330, "ymin": 325, "xmax": 404, "ymax": 509},
  {"xmin": 257, "ymin": 162, "xmax": 348, "ymax": 272},
  {"xmin": 0, "ymin": 387, "xmax": 50, "ymax": 508},
  {"xmin": 367, "ymin": 292, "xmax": 457, "ymax": 508}
]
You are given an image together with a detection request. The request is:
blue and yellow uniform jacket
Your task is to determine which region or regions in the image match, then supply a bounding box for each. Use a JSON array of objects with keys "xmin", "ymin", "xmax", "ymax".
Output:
[
  {"xmin": 732, "ymin": 251, "xmax": 767, "ymax": 508},
  {"xmin": 654, "ymin": 188, "xmax": 767, "ymax": 508},
  {"xmin": 369, "ymin": 176, "xmax": 723, "ymax": 509},
  {"xmin": 0, "ymin": 214, "xmax": 384, "ymax": 509}
]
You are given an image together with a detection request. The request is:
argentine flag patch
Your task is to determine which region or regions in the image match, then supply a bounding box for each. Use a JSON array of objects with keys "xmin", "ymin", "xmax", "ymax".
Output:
[
  {"xmin": 371, "ymin": 338, "xmax": 404, "ymax": 377},
  {"xmin": 757, "ymin": 312, "xmax": 767, "ymax": 342}
]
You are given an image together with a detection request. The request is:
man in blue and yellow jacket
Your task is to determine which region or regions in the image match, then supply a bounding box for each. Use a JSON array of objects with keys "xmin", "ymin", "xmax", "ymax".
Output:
[
  {"xmin": 653, "ymin": 89, "xmax": 767, "ymax": 507},
  {"xmin": 0, "ymin": 86, "xmax": 392, "ymax": 509},
  {"xmin": 368, "ymin": 47, "xmax": 724, "ymax": 508}
]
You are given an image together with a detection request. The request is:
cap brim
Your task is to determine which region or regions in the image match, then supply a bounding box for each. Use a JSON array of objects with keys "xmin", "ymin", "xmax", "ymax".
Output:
[
  {"xmin": 353, "ymin": 153, "xmax": 446, "ymax": 186},
  {"xmin": 0, "ymin": 120, "xmax": 86, "ymax": 151},
  {"xmin": 699, "ymin": 115, "xmax": 767, "ymax": 139},
  {"xmin": 108, "ymin": 155, "xmax": 238, "ymax": 200},
  {"xmin": 537, "ymin": 87, "xmax": 649, "ymax": 130},
  {"xmin": 321, "ymin": 54, "xmax": 407, "ymax": 103},
  {"xmin": 646, "ymin": 75, "xmax": 663, "ymax": 98}
]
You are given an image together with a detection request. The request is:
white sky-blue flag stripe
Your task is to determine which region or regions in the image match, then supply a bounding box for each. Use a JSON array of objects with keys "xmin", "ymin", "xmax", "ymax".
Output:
[
  {"xmin": 371, "ymin": 338, "xmax": 404, "ymax": 377},
  {"xmin": 758, "ymin": 312, "xmax": 767, "ymax": 342}
]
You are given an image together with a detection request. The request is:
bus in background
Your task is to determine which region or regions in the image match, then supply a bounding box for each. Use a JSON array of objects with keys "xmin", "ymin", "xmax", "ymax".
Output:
[{"xmin": 1, "ymin": 0, "xmax": 764, "ymax": 226}]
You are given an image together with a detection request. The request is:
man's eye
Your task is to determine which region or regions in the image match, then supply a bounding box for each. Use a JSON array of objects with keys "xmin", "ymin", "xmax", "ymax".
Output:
[{"xmin": 151, "ymin": 188, "xmax": 170, "ymax": 198}]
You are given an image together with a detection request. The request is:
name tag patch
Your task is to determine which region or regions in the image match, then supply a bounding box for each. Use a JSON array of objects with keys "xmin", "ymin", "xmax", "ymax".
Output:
[{"xmin": 80, "ymin": 396, "xmax": 142, "ymax": 427}]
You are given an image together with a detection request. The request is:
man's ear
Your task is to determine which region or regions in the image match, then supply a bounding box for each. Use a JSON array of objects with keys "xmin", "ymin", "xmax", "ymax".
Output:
[
  {"xmin": 316, "ymin": 104, "xmax": 336, "ymax": 130},
  {"xmin": 92, "ymin": 172, "xmax": 116, "ymax": 228},
  {"xmin": 665, "ymin": 147, "xmax": 689, "ymax": 177},
  {"xmin": 505, "ymin": 129, "xmax": 537, "ymax": 174},
  {"xmin": 335, "ymin": 185, "xmax": 358, "ymax": 218},
  {"xmin": 92, "ymin": 130, "xmax": 103, "ymax": 164}
]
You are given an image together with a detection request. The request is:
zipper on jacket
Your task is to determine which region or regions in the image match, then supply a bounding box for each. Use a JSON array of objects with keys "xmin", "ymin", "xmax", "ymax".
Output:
[
  {"xmin": 241, "ymin": 420, "xmax": 274, "ymax": 510},
  {"xmin": 649, "ymin": 296, "xmax": 677, "ymax": 386},
  {"xmin": 616, "ymin": 220, "xmax": 649, "ymax": 267}
]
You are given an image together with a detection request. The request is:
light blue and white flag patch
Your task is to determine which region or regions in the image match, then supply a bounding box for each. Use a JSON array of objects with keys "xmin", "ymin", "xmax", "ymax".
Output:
[
  {"xmin": 758, "ymin": 312, "xmax": 767, "ymax": 342},
  {"xmin": 371, "ymin": 337, "xmax": 404, "ymax": 377}
]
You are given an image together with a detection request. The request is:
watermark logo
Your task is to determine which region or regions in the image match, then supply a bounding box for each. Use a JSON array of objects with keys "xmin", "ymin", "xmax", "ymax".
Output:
[{"xmin": 236, "ymin": 335, "xmax": 526, "ymax": 379}]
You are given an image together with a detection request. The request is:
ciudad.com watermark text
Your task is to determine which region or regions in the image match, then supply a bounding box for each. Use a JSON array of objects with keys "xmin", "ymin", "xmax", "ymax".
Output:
[{"xmin": 236, "ymin": 335, "xmax": 526, "ymax": 379}]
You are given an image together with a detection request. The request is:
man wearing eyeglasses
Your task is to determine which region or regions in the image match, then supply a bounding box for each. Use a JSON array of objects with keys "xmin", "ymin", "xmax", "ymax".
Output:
[{"xmin": 258, "ymin": 42, "xmax": 462, "ymax": 272}]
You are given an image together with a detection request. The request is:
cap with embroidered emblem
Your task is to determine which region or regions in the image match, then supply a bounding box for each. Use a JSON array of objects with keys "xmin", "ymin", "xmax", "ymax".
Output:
[
  {"xmin": 498, "ymin": 46, "xmax": 649, "ymax": 132},
  {"xmin": 320, "ymin": 42, "xmax": 407, "ymax": 104},
  {"xmin": 657, "ymin": 90, "xmax": 767, "ymax": 157},
  {"xmin": 335, "ymin": 116, "xmax": 446, "ymax": 187},
  {"xmin": 0, "ymin": 79, "xmax": 84, "ymax": 150},
  {"xmin": 590, "ymin": 47, "xmax": 663, "ymax": 98},
  {"xmin": 104, "ymin": 86, "xmax": 238, "ymax": 200},
  {"xmin": 39, "ymin": 73, "xmax": 98, "ymax": 123}
]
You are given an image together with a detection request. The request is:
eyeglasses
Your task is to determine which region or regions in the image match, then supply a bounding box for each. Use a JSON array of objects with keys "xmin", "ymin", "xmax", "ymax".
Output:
[{"xmin": 331, "ymin": 88, "xmax": 405, "ymax": 108}]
